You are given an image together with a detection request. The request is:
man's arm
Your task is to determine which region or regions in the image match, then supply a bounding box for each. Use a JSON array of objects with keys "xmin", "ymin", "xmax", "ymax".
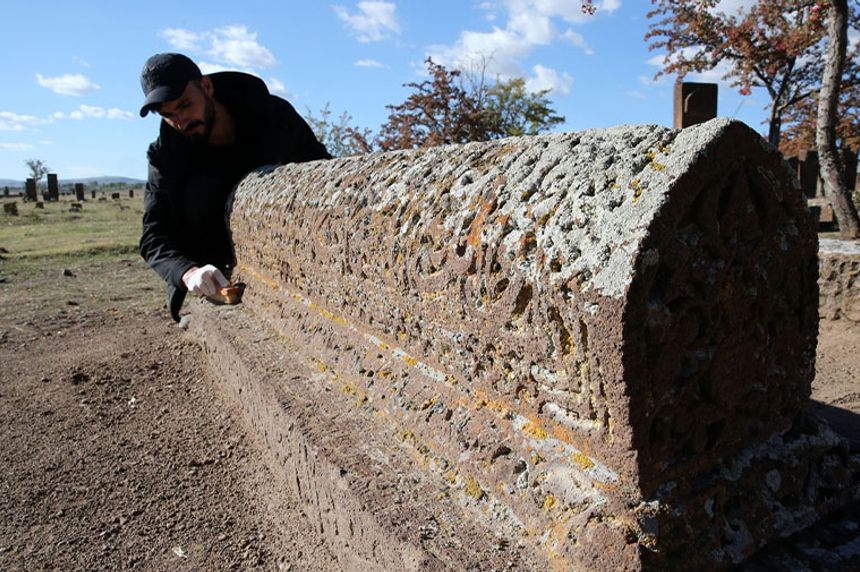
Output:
[{"xmin": 139, "ymin": 160, "xmax": 199, "ymax": 290}]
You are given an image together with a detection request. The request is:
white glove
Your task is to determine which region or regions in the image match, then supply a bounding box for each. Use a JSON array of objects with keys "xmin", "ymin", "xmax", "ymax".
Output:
[{"xmin": 183, "ymin": 264, "xmax": 229, "ymax": 297}]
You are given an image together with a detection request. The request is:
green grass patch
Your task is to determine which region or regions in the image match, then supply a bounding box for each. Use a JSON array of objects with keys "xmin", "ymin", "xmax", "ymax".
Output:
[{"xmin": 0, "ymin": 196, "xmax": 143, "ymax": 259}]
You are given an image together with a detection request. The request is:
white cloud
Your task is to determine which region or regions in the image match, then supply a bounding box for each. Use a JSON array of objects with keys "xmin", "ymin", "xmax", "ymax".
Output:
[
  {"xmin": 36, "ymin": 73, "xmax": 100, "ymax": 96},
  {"xmin": 562, "ymin": 29, "xmax": 593, "ymax": 55},
  {"xmin": 160, "ymin": 25, "xmax": 276, "ymax": 70},
  {"xmin": 197, "ymin": 61, "xmax": 232, "ymax": 75},
  {"xmin": 162, "ymin": 28, "xmax": 206, "ymax": 51},
  {"xmin": 107, "ymin": 108, "xmax": 135, "ymax": 120},
  {"xmin": 526, "ymin": 64, "xmax": 572, "ymax": 96},
  {"xmin": 54, "ymin": 105, "xmax": 134, "ymax": 121},
  {"xmin": 266, "ymin": 78, "xmax": 293, "ymax": 98},
  {"xmin": 208, "ymin": 25, "xmax": 276, "ymax": 68},
  {"xmin": 355, "ymin": 58, "xmax": 384, "ymax": 67},
  {"xmin": 426, "ymin": 0, "xmax": 605, "ymax": 92},
  {"xmin": 333, "ymin": 1, "xmax": 401, "ymax": 43},
  {"xmin": 626, "ymin": 90, "xmax": 647, "ymax": 100},
  {"xmin": 0, "ymin": 111, "xmax": 41, "ymax": 131},
  {"xmin": 0, "ymin": 142, "xmax": 33, "ymax": 151}
]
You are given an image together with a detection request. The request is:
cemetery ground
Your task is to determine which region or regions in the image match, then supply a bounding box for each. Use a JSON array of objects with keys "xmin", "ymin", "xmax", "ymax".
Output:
[
  {"xmin": 0, "ymin": 195, "xmax": 338, "ymax": 571},
  {"xmin": 0, "ymin": 194, "xmax": 857, "ymax": 570}
]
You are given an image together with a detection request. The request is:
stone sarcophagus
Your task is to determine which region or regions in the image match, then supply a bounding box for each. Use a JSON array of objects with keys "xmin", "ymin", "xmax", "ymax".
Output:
[{"xmin": 192, "ymin": 118, "xmax": 857, "ymax": 570}]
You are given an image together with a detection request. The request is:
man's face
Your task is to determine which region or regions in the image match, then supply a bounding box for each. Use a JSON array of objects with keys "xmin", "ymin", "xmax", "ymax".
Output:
[{"xmin": 157, "ymin": 79, "xmax": 215, "ymax": 144}]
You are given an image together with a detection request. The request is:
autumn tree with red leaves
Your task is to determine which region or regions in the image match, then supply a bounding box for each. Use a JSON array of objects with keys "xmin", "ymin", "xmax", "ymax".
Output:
[
  {"xmin": 647, "ymin": 0, "xmax": 860, "ymax": 236},
  {"xmin": 645, "ymin": 0, "xmax": 827, "ymax": 148},
  {"xmin": 374, "ymin": 58, "xmax": 565, "ymax": 151}
]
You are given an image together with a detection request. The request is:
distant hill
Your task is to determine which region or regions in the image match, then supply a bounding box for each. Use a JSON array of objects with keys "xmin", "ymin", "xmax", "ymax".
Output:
[{"xmin": 0, "ymin": 176, "xmax": 145, "ymax": 188}]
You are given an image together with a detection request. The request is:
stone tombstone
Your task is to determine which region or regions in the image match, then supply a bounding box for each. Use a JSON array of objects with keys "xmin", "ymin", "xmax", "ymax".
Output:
[
  {"xmin": 47, "ymin": 173, "xmax": 59, "ymax": 202},
  {"xmin": 216, "ymin": 118, "xmax": 856, "ymax": 570},
  {"xmin": 3, "ymin": 202, "xmax": 18, "ymax": 216},
  {"xmin": 673, "ymin": 81, "xmax": 718, "ymax": 129},
  {"xmin": 91, "ymin": 189, "xmax": 96, "ymax": 200},
  {"xmin": 795, "ymin": 149, "xmax": 821, "ymax": 198},
  {"xmin": 111, "ymin": 192, "xmax": 120, "ymax": 200},
  {"xmin": 129, "ymin": 189, "xmax": 134, "ymax": 199},
  {"xmin": 3, "ymin": 186, "xmax": 8, "ymax": 197},
  {"xmin": 25, "ymin": 178, "xmax": 37, "ymax": 202},
  {"xmin": 74, "ymin": 183, "xmax": 85, "ymax": 202}
]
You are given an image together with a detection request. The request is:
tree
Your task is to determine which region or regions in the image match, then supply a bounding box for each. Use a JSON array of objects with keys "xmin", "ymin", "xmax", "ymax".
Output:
[
  {"xmin": 485, "ymin": 78, "xmax": 566, "ymax": 137},
  {"xmin": 25, "ymin": 158, "xmax": 49, "ymax": 187},
  {"xmin": 779, "ymin": 4, "xmax": 860, "ymax": 156},
  {"xmin": 816, "ymin": 0, "xmax": 860, "ymax": 237},
  {"xmin": 376, "ymin": 58, "xmax": 484, "ymax": 151},
  {"xmin": 376, "ymin": 58, "xmax": 566, "ymax": 151},
  {"xmin": 645, "ymin": 0, "xmax": 827, "ymax": 148},
  {"xmin": 305, "ymin": 103, "xmax": 374, "ymax": 158}
]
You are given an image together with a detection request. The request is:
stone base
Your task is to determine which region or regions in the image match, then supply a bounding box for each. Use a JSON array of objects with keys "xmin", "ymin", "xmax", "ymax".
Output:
[
  {"xmin": 819, "ymin": 239, "xmax": 860, "ymax": 322},
  {"xmin": 190, "ymin": 299, "xmax": 860, "ymax": 570},
  {"xmin": 189, "ymin": 299, "xmax": 547, "ymax": 572}
]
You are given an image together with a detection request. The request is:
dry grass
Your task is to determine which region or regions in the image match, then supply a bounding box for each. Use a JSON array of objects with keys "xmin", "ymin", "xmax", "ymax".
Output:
[{"xmin": 0, "ymin": 192, "xmax": 144, "ymax": 278}]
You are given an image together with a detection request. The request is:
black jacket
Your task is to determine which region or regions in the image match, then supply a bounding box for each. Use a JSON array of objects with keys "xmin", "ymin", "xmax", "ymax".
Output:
[{"xmin": 139, "ymin": 72, "xmax": 330, "ymax": 320}]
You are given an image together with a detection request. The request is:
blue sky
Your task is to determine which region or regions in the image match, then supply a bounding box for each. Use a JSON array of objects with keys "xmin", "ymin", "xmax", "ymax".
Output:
[{"xmin": 0, "ymin": 0, "xmax": 771, "ymax": 181}]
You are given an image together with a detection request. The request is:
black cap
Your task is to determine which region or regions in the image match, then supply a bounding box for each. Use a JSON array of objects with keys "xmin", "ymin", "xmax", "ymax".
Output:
[{"xmin": 139, "ymin": 53, "xmax": 202, "ymax": 117}]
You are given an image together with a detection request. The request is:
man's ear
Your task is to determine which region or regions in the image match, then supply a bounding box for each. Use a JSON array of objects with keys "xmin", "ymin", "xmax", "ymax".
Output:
[{"xmin": 200, "ymin": 76, "xmax": 214, "ymax": 97}]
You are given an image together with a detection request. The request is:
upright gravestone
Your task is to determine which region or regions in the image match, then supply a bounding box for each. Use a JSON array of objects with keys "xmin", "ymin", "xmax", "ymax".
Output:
[
  {"xmin": 795, "ymin": 150, "xmax": 820, "ymax": 198},
  {"xmin": 3, "ymin": 186, "xmax": 8, "ymax": 197},
  {"xmin": 673, "ymin": 81, "xmax": 718, "ymax": 129},
  {"xmin": 91, "ymin": 189, "xmax": 96, "ymax": 200},
  {"xmin": 74, "ymin": 183, "xmax": 85, "ymax": 202},
  {"xmin": 129, "ymin": 189, "xmax": 134, "ymax": 199},
  {"xmin": 47, "ymin": 173, "xmax": 59, "ymax": 202},
  {"xmin": 25, "ymin": 178, "xmax": 37, "ymax": 202}
]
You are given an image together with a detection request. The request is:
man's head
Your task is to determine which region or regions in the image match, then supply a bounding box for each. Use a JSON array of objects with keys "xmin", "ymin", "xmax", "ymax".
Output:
[{"xmin": 139, "ymin": 53, "xmax": 215, "ymax": 144}]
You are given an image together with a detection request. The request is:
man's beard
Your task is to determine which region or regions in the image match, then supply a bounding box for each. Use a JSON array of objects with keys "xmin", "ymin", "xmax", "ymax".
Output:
[{"xmin": 183, "ymin": 97, "xmax": 215, "ymax": 145}]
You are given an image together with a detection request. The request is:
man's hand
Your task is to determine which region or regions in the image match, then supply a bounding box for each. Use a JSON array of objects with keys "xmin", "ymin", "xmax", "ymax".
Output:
[{"xmin": 182, "ymin": 265, "xmax": 229, "ymax": 297}]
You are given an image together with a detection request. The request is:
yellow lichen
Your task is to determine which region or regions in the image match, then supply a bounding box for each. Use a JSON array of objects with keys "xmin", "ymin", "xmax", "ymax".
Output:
[
  {"xmin": 464, "ymin": 476, "xmax": 485, "ymax": 500},
  {"xmin": 523, "ymin": 422, "xmax": 548, "ymax": 440},
  {"xmin": 571, "ymin": 452, "xmax": 595, "ymax": 470},
  {"xmin": 403, "ymin": 355, "xmax": 418, "ymax": 367},
  {"xmin": 543, "ymin": 495, "xmax": 558, "ymax": 511},
  {"xmin": 630, "ymin": 179, "xmax": 643, "ymax": 203}
]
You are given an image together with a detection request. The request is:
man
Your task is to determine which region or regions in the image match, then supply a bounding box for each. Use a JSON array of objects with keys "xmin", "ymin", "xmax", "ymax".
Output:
[{"xmin": 138, "ymin": 52, "xmax": 330, "ymax": 321}]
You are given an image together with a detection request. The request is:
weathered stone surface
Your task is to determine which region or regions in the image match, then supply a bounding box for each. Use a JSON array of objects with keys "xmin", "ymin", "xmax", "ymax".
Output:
[
  {"xmin": 819, "ymin": 239, "xmax": 860, "ymax": 322},
  {"xmin": 197, "ymin": 118, "xmax": 858, "ymax": 569}
]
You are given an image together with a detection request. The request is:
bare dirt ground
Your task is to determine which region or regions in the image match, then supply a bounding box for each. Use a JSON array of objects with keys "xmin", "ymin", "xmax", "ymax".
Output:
[
  {"xmin": 0, "ymin": 256, "xmax": 340, "ymax": 571},
  {"xmin": 0, "ymin": 253, "xmax": 857, "ymax": 571}
]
